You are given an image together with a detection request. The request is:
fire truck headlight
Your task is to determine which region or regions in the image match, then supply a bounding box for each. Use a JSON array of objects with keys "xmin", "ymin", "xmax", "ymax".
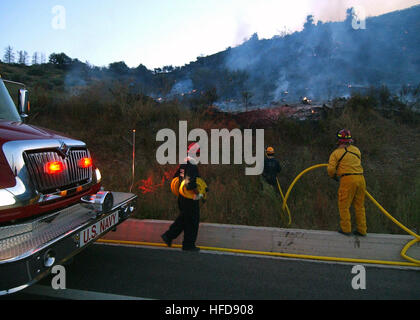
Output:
[
  {"xmin": 95, "ymin": 168, "xmax": 102, "ymax": 183},
  {"xmin": 0, "ymin": 189, "xmax": 16, "ymax": 207}
]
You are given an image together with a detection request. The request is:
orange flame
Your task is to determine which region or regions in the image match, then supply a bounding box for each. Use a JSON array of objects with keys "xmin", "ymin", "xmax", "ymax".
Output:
[
  {"xmin": 137, "ymin": 168, "xmax": 178, "ymax": 195},
  {"xmin": 138, "ymin": 176, "xmax": 164, "ymax": 194}
]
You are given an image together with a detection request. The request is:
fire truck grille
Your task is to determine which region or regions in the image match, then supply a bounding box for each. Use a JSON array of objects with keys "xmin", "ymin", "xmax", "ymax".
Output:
[{"xmin": 24, "ymin": 148, "xmax": 92, "ymax": 194}]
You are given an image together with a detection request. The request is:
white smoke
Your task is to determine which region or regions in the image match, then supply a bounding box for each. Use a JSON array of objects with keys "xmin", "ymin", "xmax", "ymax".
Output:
[{"xmin": 169, "ymin": 79, "xmax": 193, "ymax": 96}]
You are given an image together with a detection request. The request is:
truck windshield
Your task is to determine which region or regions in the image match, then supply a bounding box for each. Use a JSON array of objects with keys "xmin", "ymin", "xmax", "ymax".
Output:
[{"xmin": 0, "ymin": 79, "xmax": 21, "ymax": 122}]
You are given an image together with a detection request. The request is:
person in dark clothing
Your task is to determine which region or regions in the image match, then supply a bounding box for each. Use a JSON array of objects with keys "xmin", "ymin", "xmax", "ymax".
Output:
[
  {"xmin": 261, "ymin": 147, "xmax": 281, "ymax": 194},
  {"xmin": 161, "ymin": 143, "xmax": 202, "ymax": 252}
]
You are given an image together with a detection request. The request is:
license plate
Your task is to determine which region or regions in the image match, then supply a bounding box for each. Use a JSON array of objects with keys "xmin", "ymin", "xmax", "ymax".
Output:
[{"xmin": 79, "ymin": 212, "xmax": 119, "ymax": 247}]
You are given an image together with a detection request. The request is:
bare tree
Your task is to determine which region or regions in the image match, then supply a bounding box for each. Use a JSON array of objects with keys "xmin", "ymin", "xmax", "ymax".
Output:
[
  {"xmin": 23, "ymin": 51, "xmax": 29, "ymax": 64},
  {"xmin": 32, "ymin": 52, "xmax": 39, "ymax": 65},
  {"xmin": 242, "ymin": 91, "xmax": 253, "ymax": 112},
  {"xmin": 17, "ymin": 51, "xmax": 23, "ymax": 64},
  {"xmin": 40, "ymin": 52, "xmax": 46, "ymax": 64},
  {"xmin": 3, "ymin": 46, "xmax": 15, "ymax": 63},
  {"xmin": 18, "ymin": 50, "xmax": 29, "ymax": 65}
]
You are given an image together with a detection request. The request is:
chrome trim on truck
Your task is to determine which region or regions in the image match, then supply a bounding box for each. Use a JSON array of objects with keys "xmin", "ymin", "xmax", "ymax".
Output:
[
  {"xmin": 24, "ymin": 148, "xmax": 92, "ymax": 193},
  {"xmin": 0, "ymin": 191, "xmax": 137, "ymax": 295},
  {"xmin": 1, "ymin": 139, "xmax": 91, "ymax": 209}
]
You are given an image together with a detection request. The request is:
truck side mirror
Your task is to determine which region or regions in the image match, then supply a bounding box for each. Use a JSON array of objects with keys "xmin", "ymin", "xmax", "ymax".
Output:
[{"xmin": 18, "ymin": 88, "xmax": 29, "ymax": 117}]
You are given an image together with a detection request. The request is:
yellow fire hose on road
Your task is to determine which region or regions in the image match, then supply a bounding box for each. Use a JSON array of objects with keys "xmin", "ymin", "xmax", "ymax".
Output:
[
  {"xmin": 276, "ymin": 178, "xmax": 292, "ymax": 226},
  {"xmin": 282, "ymin": 164, "xmax": 420, "ymax": 266},
  {"xmin": 97, "ymin": 164, "xmax": 419, "ymax": 268}
]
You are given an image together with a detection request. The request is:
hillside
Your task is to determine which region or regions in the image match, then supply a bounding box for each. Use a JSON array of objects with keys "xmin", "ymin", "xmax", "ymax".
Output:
[
  {"xmin": 179, "ymin": 5, "xmax": 420, "ymax": 105},
  {"xmin": 1, "ymin": 5, "xmax": 419, "ymax": 111}
]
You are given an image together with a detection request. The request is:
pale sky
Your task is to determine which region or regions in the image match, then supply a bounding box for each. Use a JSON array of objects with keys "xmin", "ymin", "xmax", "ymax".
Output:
[{"xmin": 0, "ymin": 0, "xmax": 419, "ymax": 69}]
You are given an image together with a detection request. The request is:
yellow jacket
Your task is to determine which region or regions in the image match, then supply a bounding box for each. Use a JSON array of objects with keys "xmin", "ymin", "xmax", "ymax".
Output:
[{"xmin": 328, "ymin": 145, "xmax": 364, "ymax": 178}]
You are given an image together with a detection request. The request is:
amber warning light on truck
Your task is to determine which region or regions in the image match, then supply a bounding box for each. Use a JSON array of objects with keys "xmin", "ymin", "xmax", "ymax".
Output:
[
  {"xmin": 79, "ymin": 157, "xmax": 93, "ymax": 168},
  {"xmin": 44, "ymin": 161, "xmax": 65, "ymax": 174}
]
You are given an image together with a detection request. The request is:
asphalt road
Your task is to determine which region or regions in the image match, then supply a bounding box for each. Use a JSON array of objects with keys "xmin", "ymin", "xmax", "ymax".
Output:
[{"xmin": 5, "ymin": 243, "xmax": 420, "ymax": 300}]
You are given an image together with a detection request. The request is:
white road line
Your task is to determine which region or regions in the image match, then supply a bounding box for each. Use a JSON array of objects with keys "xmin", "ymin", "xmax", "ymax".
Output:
[{"xmin": 23, "ymin": 285, "xmax": 153, "ymax": 300}]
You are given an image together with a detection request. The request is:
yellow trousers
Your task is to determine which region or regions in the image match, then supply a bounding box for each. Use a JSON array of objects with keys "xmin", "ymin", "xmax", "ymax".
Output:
[{"xmin": 338, "ymin": 175, "xmax": 367, "ymax": 234}]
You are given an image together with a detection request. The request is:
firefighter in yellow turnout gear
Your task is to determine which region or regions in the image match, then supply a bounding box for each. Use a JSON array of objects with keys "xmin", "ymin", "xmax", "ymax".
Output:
[{"xmin": 328, "ymin": 130, "xmax": 367, "ymax": 236}]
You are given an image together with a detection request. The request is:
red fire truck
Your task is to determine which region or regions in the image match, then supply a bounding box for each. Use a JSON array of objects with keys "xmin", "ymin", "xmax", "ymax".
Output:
[{"xmin": 0, "ymin": 76, "xmax": 137, "ymax": 295}]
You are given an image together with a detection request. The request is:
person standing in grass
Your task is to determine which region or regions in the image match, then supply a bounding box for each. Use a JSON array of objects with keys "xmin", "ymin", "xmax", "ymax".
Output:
[
  {"xmin": 261, "ymin": 146, "xmax": 282, "ymax": 198},
  {"xmin": 327, "ymin": 129, "xmax": 367, "ymax": 237}
]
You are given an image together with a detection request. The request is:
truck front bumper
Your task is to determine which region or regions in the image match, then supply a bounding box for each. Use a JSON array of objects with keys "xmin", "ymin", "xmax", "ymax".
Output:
[{"xmin": 0, "ymin": 192, "xmax": 137, "ymax": 295}]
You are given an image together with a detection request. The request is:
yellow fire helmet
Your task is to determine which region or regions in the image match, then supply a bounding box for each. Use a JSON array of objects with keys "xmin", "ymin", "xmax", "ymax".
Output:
[
  {"xmin": 170, "ymin": 177, "xmax": 180, "ymax": 196},
  {"xmin": 179, "ymin": 178, "xmax": 208, "ymax": 200}
]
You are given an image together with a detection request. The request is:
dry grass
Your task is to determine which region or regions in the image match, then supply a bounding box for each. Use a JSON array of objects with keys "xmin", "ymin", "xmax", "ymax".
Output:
[{"xmin": 29, "ymin": 84, "xmax": 420, "ymax": 235}]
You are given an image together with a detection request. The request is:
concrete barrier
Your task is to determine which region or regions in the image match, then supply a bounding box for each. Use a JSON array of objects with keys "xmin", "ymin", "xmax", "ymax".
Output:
[{"xmin": 102, "ymin": 219, "xmax": 420, "ymax": 266}]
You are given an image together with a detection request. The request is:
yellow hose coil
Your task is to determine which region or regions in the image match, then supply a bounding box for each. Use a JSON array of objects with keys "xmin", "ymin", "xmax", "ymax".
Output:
[
  {"xmin": 282, "ymin": 164, "xmax": 420, "ymax": 266},
  {"xmin": 170, "ymin": 177, "xmax": 180, "ymax": 197},
  {"xmin": 179, "ymin": 178, "xmax": 208, "ymax": 200}
]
